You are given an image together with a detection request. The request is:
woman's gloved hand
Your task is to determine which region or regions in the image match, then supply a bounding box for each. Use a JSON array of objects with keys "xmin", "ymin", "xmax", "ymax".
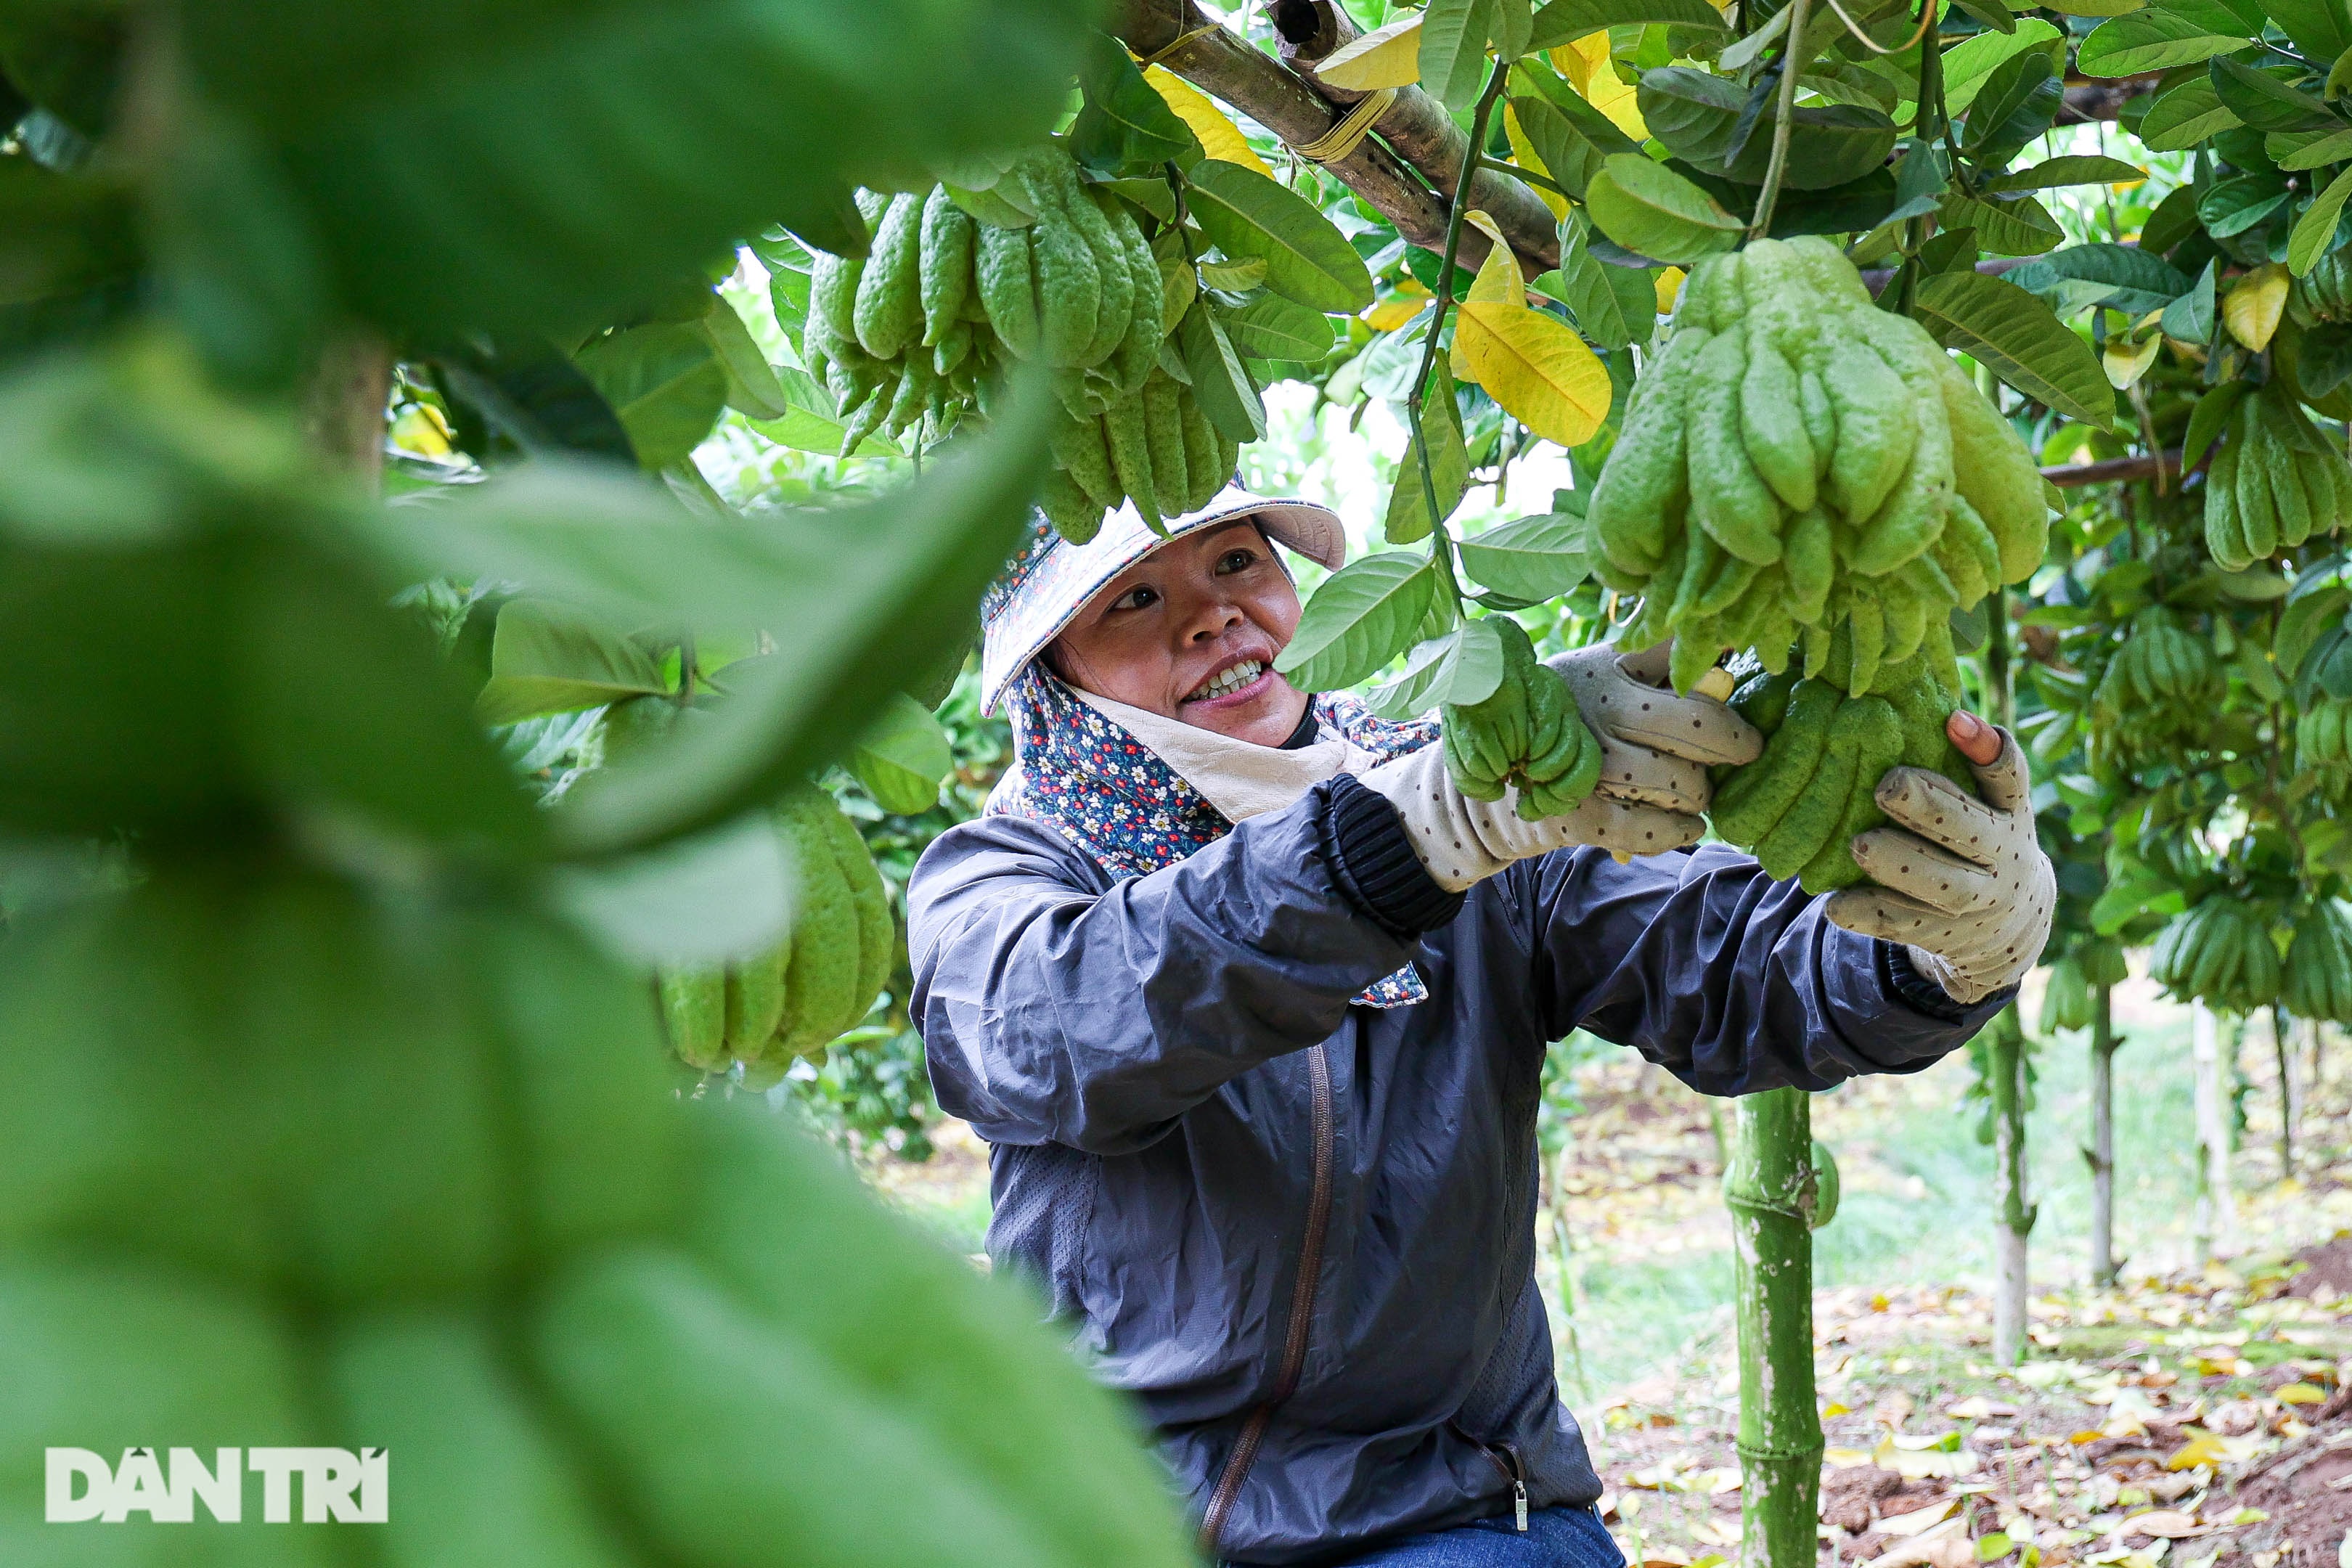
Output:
[
  {"xmin": 1360, "ymin": 639, "xmax": 1763, "ymax": 892},
  {"xmin": 1545, "ymin": 641, "xmax": 1765, "ymax": 811},
  {"xmin": 1822, "ymin": 717, "xmax": 2055, "ymax": 1005}
]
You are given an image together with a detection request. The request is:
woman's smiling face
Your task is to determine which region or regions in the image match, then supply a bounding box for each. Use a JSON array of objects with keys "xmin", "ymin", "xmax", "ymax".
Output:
[{"xmin": 1047, "ymin": 520, "xmax": 1313, "ymax": 746}]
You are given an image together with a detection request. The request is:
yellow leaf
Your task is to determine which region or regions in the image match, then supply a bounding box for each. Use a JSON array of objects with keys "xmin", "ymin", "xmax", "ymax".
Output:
[
  {"xmin": 2104, "ymin": 332, "xmax": 2160, "ymax": 390},
  {"xmin": 1463, "ymin": 210, "xmax": 1524, "ymax": 303},
  {"xmin": 1453, "ymin": 299, "xmax": 1612, "ymax": 446},
  {"xmin": 2226, "ymin": 261, "xmax": 2289, "ymax": 351},
  {"xmin": 1365, "ymin": 296, "xmax": 1425, "ymax": 330},
  {"xmin": 1503, "ymin": 104, "xmax": 1570, "ymax": 220},
  {"xmin": 2277, "ymin": 1382, "xmax": 2327, "ymax": 1405},
  {"xmin": 1655, "ymin": 266, "xmax": 1686, "ymax": 314},
  {"xmin": 1318, "ymin": 10, "xmax": 1426, "ymax": 89},
  {"xmin": 1554, "ymin": 33, "xmax": 1649, "ymax": 140},
  {"xmin": 390, "ymin": 404, "xmax": 453, "ymax": 457},
  {"xmin": 1143, "ymin": 68, "xmax": 1270, "ymax": 175},
  {"xmin": 2164, "ymin": 1429, "xmax": 2231, "ymax": 1471},
  {"xmin": 1824, "ymin": 1447, "xmax": 1876, "ymax": 1468}
]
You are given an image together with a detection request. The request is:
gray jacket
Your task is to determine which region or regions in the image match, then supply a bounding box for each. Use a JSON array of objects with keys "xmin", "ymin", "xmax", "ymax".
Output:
[{"xmin": 908, "ymin": 779, "xmax": 2001, "ymax": 1564}]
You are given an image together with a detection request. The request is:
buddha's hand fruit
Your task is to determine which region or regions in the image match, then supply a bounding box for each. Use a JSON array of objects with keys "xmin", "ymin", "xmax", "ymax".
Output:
[
  {"xmin": 1442, "ymin": 618, "xmax": 1606, "ymax": 820},
  {"xmin": 1584, "ymin": 236, "xmax": 2049, "ymax": 689},
  {"xmin": 2152, "ymin": 895, "xmax": 2283, "ymax": 1012}
]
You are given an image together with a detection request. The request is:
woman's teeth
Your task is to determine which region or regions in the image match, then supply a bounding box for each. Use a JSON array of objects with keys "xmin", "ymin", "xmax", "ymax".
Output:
[{"xmin": 1189, "ymin": 659, "xmax": 1263, "ymax": 702}]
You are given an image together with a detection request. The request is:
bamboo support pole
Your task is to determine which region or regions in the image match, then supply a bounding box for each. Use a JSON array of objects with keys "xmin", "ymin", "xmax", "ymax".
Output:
[
  {"xmin": 2086, "ymin": 985, "xmax": 2120, "ymax": 1289},
  {"xmin": 1725, "ymin": 1087, "xmax": 1824, "ymax": 1568}
]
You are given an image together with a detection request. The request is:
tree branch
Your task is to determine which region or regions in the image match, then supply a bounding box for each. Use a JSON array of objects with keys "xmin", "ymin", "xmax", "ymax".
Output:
[
  {"xmin": 2043, "ymin": 449, "xmax": 2183, "ymax": 488},
  {"xmin": 1111, "ymin": 0, "xmax": 1561, "ymax": 277}
]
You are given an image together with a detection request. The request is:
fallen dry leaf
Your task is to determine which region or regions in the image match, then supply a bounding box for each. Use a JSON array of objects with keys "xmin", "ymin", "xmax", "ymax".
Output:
[
  {"xmin": 2123, "ymin": 1511, "xmax": 2202, "ymax": 1540},
  {"xmin": 1882, "ymin": 1499, "xmax": 1961, "ymax": 1538}
]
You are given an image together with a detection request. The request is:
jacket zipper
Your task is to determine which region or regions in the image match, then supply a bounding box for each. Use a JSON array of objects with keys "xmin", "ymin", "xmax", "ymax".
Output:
[
  {"xmin": 1452, "ymin": 1421, "xmax": 1530, "ymax": 1532},
  {"xmin": 1197, "ymin": 1041, "xmax": 1336, "ymax": 1558},
  {"xmin": 1485, "ymin": 1442, "xmax": 1530, "ymax": 1532}
]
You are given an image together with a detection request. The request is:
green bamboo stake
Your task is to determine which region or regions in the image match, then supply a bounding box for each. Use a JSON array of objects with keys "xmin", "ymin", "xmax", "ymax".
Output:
[
  {"xmin": 2086, "ymin": 982, "xmax": 2120, "ymax": 1289},
  {"xmin": 1982, "ymin": 586, "xmax": 2035, "ymax": 1367},
  {"xmin": 1725, "ymin": 1087, "xmax": 1824, "ymax": 1568}
]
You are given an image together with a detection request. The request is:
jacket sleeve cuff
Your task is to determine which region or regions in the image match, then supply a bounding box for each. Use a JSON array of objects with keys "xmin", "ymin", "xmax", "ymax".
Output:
[
  {"xmin": 1878, "ymin": 939, "xmax": 2011, "ymax": 1024},
  {"xmin": 1320, "ymin": 774, "xmax": 1466, "ymax": 939}
]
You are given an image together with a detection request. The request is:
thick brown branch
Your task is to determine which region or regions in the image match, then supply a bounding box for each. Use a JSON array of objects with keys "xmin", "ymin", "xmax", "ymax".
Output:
[
  {"xmin": 1111, "ymin": 0, "xmax": 1560, "ymax": 277},
  {"xmin": 2057, "ymin": 77, "xmax": 2161, "ymax": 125},
  {"xmin": 1270, "ymin": 0, "xmax": 1561, "ymax": 276},
  {"xmin": 2043, "ymin": 449, "xmax": 2182, "ymax": 488}
]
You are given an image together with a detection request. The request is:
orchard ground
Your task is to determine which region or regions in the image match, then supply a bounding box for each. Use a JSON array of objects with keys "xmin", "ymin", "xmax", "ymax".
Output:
[{"xmin": 852, "ymin": 968, "xmax": 2352, "ymax": 1568}]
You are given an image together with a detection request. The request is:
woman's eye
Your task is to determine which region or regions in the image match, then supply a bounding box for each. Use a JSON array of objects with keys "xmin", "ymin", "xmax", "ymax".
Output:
[
  {"xmin": 1112, "ymin": 586, "xmax": 1158, "ymax": 611},
  {"xmin": 1218, "ymin": 550, "xmax": 1256, "ymax": 574}
]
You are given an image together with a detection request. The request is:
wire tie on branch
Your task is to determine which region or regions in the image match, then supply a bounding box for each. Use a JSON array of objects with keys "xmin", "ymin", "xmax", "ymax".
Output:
[
  {"xmin": 1815, "ymin": 0, "xmax": 1937, "ymax": 58},
  {"xmin": 1296, "ymin": 86, "xmax": 1399, "ymax": 163},
  {"xmin": 1135, "ymin": 23, "xmax": 1224, "ymax": 68}
]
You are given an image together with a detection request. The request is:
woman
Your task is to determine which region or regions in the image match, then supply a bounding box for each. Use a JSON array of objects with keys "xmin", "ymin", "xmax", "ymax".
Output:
[{"xmin": 908, "ymin": 491, "xmax": 2052, "ymax": 1568}]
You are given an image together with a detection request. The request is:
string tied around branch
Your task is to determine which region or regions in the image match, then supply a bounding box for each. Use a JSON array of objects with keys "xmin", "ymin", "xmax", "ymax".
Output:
[{"xmin": 1296, "ymin": 86, "xmax": 1397, "ymax": 163}]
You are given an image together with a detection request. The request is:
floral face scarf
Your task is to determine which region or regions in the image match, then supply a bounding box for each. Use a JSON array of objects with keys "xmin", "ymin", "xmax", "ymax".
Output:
[{"xmin": 989, "ymin": 665, "xmax": 1439, "ymax": 1008}]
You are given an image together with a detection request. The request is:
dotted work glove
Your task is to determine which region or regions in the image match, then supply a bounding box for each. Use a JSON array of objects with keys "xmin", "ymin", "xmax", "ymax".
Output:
[
  {"xmin": 1822, "ymin": 727, "xmax": 2055, "ymax": 1005},
  {"xmin": 1545, "ymin": 640, "xmax": 1765, "ymax": 812},
  {"xmin": 1359, "ymin": 742, "xmax": 1706, "ymax": 893}
]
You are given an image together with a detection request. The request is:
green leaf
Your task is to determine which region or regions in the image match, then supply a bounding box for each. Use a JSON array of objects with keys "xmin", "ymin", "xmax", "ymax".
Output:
[
  {"xmin": 2160, "ymin": 258, "xmax": 2218, "ymax": 341},
  {"xmin": 2272, "ymin": 126, "xmax": 2352, "ymax": 167},
  {"xmin": 1212, "ymin": 291, "xmax": 1337, "ymax": 360},
  {"xmin": 1275, "ymin": 552, "xmax": 1441, "ymax": 692},
  {"xmin": 2140, "ymin": 185, "xmax": 2204, "ymax": 255},
  {"xmin": 1583, "ymin": 153, "xmax": 1741, "ymax": 265},
  {"xmin": 1071, "ymin": 31, "xmax": 1197, "ymax": 176},
  {"xmin": 2139, "ymin": 75, "xmax": 2243, "ymax": 150},
  {"xmin": 2209, "ymin": 57, "xmax": 2337, "ymax": 131},
  {"xmin": 1938, "ymin": 192, "xmax": 2064, "ymax": 256},
  {"xmin": 1936, "ymin": 20, "xmax": 2065, "ymax": 120},
  {"xmin": 1911, "ymin": 271, "xmax": 2115, "ymax": 425},
  {"xmin": 550, "ymin": 801, "xmax": 794, "ymax": 962},
  {"xmin": 1983, "ymin": 155, "xmax": 2147, "ymax": 192},
  {"xmin": 946, "ymin": 182, "xmax": 1038, "ymax": 229},
  {"xmin": 1420, "ymin": 0, "xmax": 1501, "ymax": 113},
  {"xmin": 2077, "ymin": 10, "xmax": 2251, "ymax": 77},
  {"xmin": 849, "ymin": 693, "xmax": 955, "ymax": 815},
  {"xmin": 2266, "ymin": 0, "xmax": 2352, "ymax": 67},
  {"xmin": 1385, "ymin": 366, "xmax": 1471, "ymax": 544},
  {"xmin": 1457, "ymin": 512, "xmax": 1593, "ymax": 599},
  {"xmin": 1534, "ymin": 229, "xmax": 1654, "ymax": 349},
  {"xmin": 701, "ymin": 299, "xmax": 790, "ymax": 422},
  {"xmin": 428, "ymin": 333, "xmax": 635, "ymax": 462},
  {"xmin": 372, "ymin": 377, "xmax": 1059, "ymax": 857},
  {"xmin": 1961, "ymin": 49, "xmax": 2064, "ymax": 168},
  {"xmin": 1181, "ymin": 161, "xmax": 1375, "ymax": 312},
  {"xmin": 1495, "ymin": 0, "xmax": 1536, "ymax": 60},
  {"xmin": 1638, "ymin": 68, "xmax": 1899, "ymax": 189},
  {"xmin": 2043, "ymin": 0, "xmax": 2149, "ymax": 15},
  {"xmin": 2003, "ymin": 242, "xmax": 2193, "ymax": 317},
  {"xmin": 1527, "ymin": 0, "xmax": 1728, "ymax": 49},
  {"xmin": 1508, "ymin": 92, "xmax": 1611, "ymax": 200},
  {"xmin": 573, "ymin": 322, "xmax": 729, "ymax": 470},
  {"xmin": 1366, "ymin": 632, "xmax": 1466, "ymax": 720},
  {"xmin": 2298, "ymin": 322, "xmax": 2352, "ymax": 396},
  {"xmin": 173, "ymin": 0, "xmax": 1088, "ymax": 342},
  {"xmin": 2198, "ymin": 173, "xmax": 2292, "ymax": 239},
  {"xmin": 475, "ymin": 598, "xmax": 671, "ymax": 726},
  {"xmin": 2183, "ymin": 377, "xmax": 2250, "ymax": 470},
  {"xmin": 2292, "ymin": 165, "xmax": 2352, "ymax": 274},
  {"xmin": 2277, "ymin": 580, "xmax": 2351, "ymax": 677},
  {"xmin": 1367, "ymin": 618, "xmax": 1511, "ymax": 718},
  {"xmin": 1177, "ymin": 305, "xmax": 1267, "ymax": 442}
]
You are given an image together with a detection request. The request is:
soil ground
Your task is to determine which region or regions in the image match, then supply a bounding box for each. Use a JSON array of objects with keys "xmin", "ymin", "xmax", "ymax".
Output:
[{"xmin": 857, "ymin": 968, "xmax": 2352, "ymax": 1567}]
